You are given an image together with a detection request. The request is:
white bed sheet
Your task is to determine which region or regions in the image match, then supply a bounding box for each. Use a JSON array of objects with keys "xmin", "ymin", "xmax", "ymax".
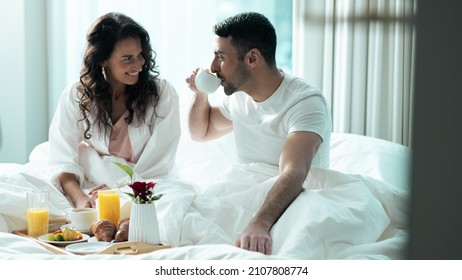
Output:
[{"xmin": 0, "ymin": 132, "xmax": 410, "ymax": 260}]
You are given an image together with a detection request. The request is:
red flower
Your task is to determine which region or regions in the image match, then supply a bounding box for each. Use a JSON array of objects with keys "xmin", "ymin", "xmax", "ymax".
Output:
[
  {"xmin": 128, "ymin": 181, "xmax": 156, "ymax": 203},
  {"xmin": 113, "ymin": 162, "xmax": 163, "ymax": 204}
]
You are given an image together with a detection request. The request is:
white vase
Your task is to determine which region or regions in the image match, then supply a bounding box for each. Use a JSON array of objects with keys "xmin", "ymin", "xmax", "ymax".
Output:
[{"xmin": 128, "ymin": 202, "xmax": 160, "ymax": 245}]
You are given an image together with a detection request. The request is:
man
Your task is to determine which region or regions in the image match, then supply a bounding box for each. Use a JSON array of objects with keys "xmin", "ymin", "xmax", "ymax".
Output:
[{"xmin": 186, "ymin": 12, "xmax": 331, "ymax": 255}]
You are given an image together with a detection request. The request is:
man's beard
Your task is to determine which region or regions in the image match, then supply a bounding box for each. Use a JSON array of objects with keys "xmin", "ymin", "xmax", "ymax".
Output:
[
  {"xmin": 223, "ymin": 85, "xmax": 238, "ymax": 96},
  {"xmin": 221, "ymin": 66, "xmax": 250, "ymax": 96}
]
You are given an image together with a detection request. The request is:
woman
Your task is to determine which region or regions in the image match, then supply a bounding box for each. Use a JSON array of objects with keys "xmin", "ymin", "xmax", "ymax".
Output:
[{"xmin": 48, "ymin": 12, "xmax": 180, "ymax": 208}]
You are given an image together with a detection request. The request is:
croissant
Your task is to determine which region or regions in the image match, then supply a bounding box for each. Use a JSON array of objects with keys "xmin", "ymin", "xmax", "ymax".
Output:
[
  {"xmin": 90, "ymin": 219, "xmax": 116, "ymax": 242},
  {"xmin": 114, "ymin": 218, "xmax": 130, "ymax": 242}
]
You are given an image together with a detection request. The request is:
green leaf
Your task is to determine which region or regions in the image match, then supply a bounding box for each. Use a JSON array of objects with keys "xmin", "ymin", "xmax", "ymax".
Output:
[
  {"xmin": 124, "ymin": 193, "xmax": 136, "ymax": 200},
  {"xmin": 113, "ymin": 162, "xmax": 133, "ymax": 179},
  {"xmin": 149, "ymin": 193, "xmax": 164, "ymax": 202}
]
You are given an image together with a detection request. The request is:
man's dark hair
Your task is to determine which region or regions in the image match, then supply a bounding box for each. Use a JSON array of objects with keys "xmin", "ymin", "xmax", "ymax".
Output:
[{"xmin": 213, "ymin": 12, "xmax": 277, "ymax": 66}]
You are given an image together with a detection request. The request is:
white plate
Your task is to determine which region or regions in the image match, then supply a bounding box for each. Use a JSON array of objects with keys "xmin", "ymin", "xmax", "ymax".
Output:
[
  {"xmin": 38, "ymin": 233, "xmax": 90, "ymax": 245},
  {"xmin": 66, "ymin": 241, "xmax": 110, "ymax": 255},
  {"xmin": 88, "ymin": 236, "xmax": 99, "ymax": 243}
]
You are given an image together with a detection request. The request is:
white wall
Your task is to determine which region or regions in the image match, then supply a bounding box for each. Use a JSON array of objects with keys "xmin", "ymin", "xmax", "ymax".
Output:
[{"xmin": 0, "ymin": 0, "xmax": 48, "ymax": 163}]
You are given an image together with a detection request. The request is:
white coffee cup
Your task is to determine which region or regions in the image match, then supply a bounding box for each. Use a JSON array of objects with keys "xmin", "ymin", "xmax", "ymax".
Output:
[
  {"xmin": 195, "ymin": 69, "xmax": 221, "ymax": 93},
  {"xmin": 65, "ymin": 208, "xmax": 98, "ymax": 232}
]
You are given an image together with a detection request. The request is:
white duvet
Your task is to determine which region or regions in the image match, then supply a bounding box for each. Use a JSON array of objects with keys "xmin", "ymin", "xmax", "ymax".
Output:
[{"xmin": 0, "ymin": 133, "xmax": 410, "ymax": 260}]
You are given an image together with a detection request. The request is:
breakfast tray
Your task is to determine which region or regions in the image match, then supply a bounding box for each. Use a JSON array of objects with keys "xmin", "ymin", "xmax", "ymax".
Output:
[
  {"xmin": 97, "ymin": 241, "xmax": 171, "ymax": 255},
  {"xmin": 13, "ymin": 218, "xmax": 72, "ymax": 254},
  {"xmin": 12, "ymin": 219, "xmax": 171, "ymax": 255}
]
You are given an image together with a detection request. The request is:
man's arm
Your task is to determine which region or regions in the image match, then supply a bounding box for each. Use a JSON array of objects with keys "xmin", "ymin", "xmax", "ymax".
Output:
[
  {"xmin": 186, "ymin": 72, "xmax": 232, "ymax": 141},
  {"xmin": 236, "ymin": 131, "xmax": 322, "ymax": 254}
]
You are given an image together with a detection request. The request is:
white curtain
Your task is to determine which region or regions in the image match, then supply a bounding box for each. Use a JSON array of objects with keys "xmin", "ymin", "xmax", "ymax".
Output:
[
  {"xmin": 46, "ymin": 0, "xmax": 290, "ymax": 129},
  {"xmin": 293, "ymin": 0, "xmax": 416, "ymax": 146},
  {"xmin": 47, "ymin": 0, "xmax": 221, "ymax": 123}
]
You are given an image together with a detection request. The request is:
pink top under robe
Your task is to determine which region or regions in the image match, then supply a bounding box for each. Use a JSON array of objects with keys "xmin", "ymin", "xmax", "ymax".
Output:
[{"xmin": 108, "ymin": 111, "xmax": 135, "ymax": 163}]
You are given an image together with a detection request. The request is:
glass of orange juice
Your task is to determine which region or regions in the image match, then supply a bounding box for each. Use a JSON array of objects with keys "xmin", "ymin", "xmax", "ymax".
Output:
[
  {"xmin": 27, "ymin": 191, "xmax": 49, "ymax": 237},
  {"xmin": 98, "ymin": 189, "xmax": 120, "ymax": 228}
]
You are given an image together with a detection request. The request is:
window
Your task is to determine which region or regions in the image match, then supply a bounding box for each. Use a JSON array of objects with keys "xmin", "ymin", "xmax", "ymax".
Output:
[
  {"xmin": 47, "ymin": 0, "xmax": 293, "ymax": 116},
  {"xmin": 216, "ymin": 0, "xmax": 293, "ymax": 72}
]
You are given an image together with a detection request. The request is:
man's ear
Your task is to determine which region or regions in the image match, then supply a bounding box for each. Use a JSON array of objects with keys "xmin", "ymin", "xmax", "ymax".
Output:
[{"xmin": 246, "ymin": 48, "xmax": 261, "ymax": 68}]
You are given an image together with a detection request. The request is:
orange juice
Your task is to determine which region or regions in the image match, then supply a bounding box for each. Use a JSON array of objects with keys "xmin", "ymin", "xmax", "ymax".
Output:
[
  {"xmin": 27, "ymin": 207, "xmax": 49, "ymax": 237},
  {"xmin": 98, "ymin": 189, "xmax": 120, "ymax": 228}
]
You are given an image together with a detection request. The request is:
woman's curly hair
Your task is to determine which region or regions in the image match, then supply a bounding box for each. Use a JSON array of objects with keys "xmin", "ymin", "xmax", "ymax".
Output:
[{"xmin": 77, "ymin": 12, "xmax": 160, "ymax": 139}]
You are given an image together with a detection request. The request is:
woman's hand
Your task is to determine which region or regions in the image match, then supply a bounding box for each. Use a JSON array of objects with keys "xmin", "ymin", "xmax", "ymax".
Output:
[
  {"xmin": 74, "ymin": 195, "xmax": 95, "ymax": 208},
  {"xmin": 59, "ymin": 173, "xmax": 96, "ymax": 208},
  {"xmin": 88, "ymin": 184, "xmax": 111, "ymax": 200},
  {"xmin": 68, "ymin": 183, "xmax": 110, "ymax": 208}
]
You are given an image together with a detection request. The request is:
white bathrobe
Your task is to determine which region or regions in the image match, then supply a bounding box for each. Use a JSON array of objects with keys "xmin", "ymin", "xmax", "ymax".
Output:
[{"xmin": 48, "ymin": 78, "xmax": 181, "ymax": 190}]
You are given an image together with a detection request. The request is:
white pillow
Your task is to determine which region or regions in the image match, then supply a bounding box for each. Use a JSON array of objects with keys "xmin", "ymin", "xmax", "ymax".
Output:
[{"xmin": 329, "ymin": 132, "xmax": 411, "ymax": 190}]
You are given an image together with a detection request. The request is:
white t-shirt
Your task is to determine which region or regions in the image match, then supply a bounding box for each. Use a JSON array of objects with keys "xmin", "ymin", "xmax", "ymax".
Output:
[{"xmin": 218, "ymin": 73, "xmax": 332, "ymax": 168}]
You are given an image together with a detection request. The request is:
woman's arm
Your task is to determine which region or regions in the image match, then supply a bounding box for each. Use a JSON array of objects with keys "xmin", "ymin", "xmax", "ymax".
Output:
[
  {"xmin": 58, "ymin": 173, "xmax": 94, "ymax": 208},
  {"xmin": 49, "ymin": 83, "xmax": 85, "ymax": 182}
]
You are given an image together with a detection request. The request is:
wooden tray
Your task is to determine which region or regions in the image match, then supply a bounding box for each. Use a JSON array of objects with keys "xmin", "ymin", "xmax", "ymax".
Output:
[
  {"xmin": 12, "ymin": 219, "xmax": 171, "ymax": 255},
  {"xmin": 12, "ymin": 219, "xmax": 72, "ymax": 255},
  {"xmin": 97, "ymin": 242, "xmax": 171, "ymax": 255},
  {"xmin": 13, "ymin": 218, "xmax": 68, "ymax": 235}
]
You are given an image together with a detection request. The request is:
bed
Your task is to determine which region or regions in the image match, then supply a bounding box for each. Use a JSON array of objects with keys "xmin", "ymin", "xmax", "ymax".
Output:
[{"xmin": 0, "ymin": 131, "xmax": 410, "ymax": 260}]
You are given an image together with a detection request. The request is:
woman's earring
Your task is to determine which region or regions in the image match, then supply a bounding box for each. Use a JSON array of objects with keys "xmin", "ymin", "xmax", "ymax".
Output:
[{"xmin": 102, "ymin": 67, "xmax": 107, "ymax": 80}]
